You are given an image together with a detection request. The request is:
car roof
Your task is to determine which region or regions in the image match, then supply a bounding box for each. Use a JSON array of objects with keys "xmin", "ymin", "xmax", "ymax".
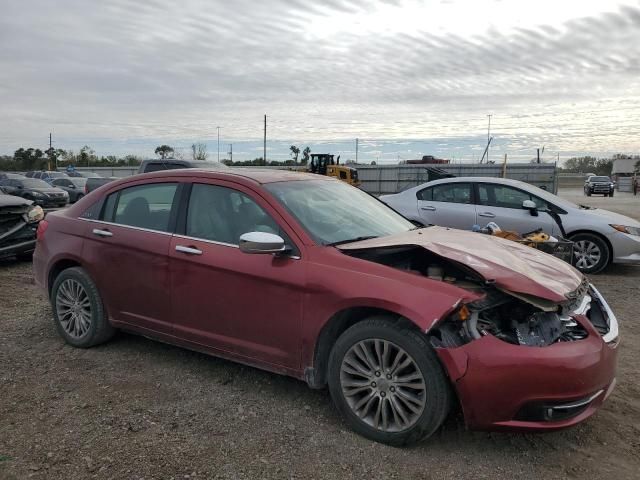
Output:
[
  {"xmin": 410, "ymin": 176, "xmax": 531, "ymax": 189},
  {"xmin": 136, "ymin": 168, "xmax": 329, "ymax": 185}
]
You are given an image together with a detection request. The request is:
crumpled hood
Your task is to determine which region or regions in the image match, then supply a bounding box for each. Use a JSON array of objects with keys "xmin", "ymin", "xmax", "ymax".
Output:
[
  {"xmin": 0, "ymin": 194, "xmax": 32, "ymax": 208},
  {"xmin": 338, "ymin": 226, "xmax": 584, "ymax": 303}
]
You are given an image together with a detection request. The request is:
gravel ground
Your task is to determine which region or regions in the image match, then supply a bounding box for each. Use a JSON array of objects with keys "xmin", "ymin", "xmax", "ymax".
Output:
[{"xmin": 1, "ymin": 191, "xmax": 639, "ymax": 479}]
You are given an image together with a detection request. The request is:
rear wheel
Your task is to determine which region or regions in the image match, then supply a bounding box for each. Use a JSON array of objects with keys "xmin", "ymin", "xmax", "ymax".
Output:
[
  {"xmin": 570, "ymin": 232, "xmax": 610, "ymax": 274},
  {"xmin": 51, "ymin": 267, "xmax": 115, "ymax": 348},
  {"xmin": 328, "ymin": 318, "xmax": 451, "ymax": 446}
]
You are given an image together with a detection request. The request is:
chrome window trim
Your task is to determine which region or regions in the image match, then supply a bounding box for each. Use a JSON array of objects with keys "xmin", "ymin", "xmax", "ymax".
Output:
[
  {"xmin": 173, "ymin": 233, "xmax": 301, "ymax": 259},
  {"xmin": 78, "ymin": 217, "xmax": 174, "ymax": 237},
  {"xmin": 173, "ymin": 233, "xmax": 239, "ymax": 249}
]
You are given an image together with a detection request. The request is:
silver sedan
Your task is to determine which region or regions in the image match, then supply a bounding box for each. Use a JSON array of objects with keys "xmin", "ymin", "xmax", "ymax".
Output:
[{"xmin": 380, "ymin": 177, "xmax": 640, "ymax": 274}]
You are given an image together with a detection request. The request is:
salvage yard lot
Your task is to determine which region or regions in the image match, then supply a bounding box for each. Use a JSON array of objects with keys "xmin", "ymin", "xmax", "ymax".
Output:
[{"xmin": 1, "ymin": 189, "xmax": 639, "ymax": 479}]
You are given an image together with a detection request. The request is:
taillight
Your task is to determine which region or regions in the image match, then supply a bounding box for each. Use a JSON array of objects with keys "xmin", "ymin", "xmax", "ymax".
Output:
[{"xmin": 36, "ymin": 220, "xmax": 49, "ymax": 240}]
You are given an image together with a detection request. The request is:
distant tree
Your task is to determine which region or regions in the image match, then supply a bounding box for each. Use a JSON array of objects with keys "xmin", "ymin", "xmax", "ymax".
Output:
[
  {"xmin": 289, "ymin": 145, "xmax": 300, "ymax": 164},
  {"xmin": 78, "ymin": 145, "xmax": 97, "ymax": 167},
  {"xmin": 191, "ymin": 143, "xmax": 208, "ymax": 161},
  {"xmin": 301, "ymin": 146, "xmax": 311, "ymax": 165},
  {"xmin": 155, "ymin": 145, "xmax": 174, "ymax": 159},
  {"xmin": 124, "ymin": 155, "xmax": 142, "ymax": 166},
  {"xmin": 14, "ymin": 147, "xmax": 46, "ymax": 170},
  {"xmin": 635, "ymin": 159, "xmax": 640, "ymax": 172}
]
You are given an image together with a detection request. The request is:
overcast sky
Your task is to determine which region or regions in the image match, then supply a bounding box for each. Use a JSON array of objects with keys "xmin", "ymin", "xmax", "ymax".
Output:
[{"xmin": 1, "ymin": 0, "xmax": 639, "ymax": 163}]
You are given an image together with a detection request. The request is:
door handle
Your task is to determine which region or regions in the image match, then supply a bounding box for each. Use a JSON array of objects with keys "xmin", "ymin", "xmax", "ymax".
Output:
[
  {"xmin": 420, "ymin": 206, "xmax": 436, "ymax": 211},
  {"xmin": 175, "ymin": 245, "xmax": 202, "ymax": 255},
  {"xmin": 478, "ymin": 212, "xmax": 496, "ymax": 218},
  {"xmin": 92, "ymin": 228, "xmax": 113, "ymax": 237}
]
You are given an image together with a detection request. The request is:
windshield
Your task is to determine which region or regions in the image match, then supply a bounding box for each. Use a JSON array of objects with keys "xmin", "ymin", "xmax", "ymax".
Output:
[
  {"xmin": 265, "ymin": 180, "xmax": 414, "ymax": 245},
  {"xmin": 50, "ymin": 172, "xmax": 68, "ymax": 178},
  {"xmin": 589, "ymin": 176, "xmax": 611, "ymax": 182},
  {"xmin": 21, "ymin": 179, "xmax": 51, "ymax": 188},
  {"xmin": 70, "ymin": 178, "xmax": 87, "ymax": 186}
]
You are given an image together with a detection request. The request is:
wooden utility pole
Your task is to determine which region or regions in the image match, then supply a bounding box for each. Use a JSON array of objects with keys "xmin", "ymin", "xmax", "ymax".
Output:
[
  {"xmin": 356, "ymin": 138, "xmax": 359, "ymax": 163},
  {"xmin": 537, "ymin": 148, "xmax": 540, "ymax": 164},
  {"xmin": 502, "ymin": 153, "xmax": 507, "ymax": 178},
  {"xmin": 229, "ymin": 144, "xmax": 233, "ymax": 163},
  {"xmin": 263, "ymin": 114, "xmax": 267, "ymax": 166}
]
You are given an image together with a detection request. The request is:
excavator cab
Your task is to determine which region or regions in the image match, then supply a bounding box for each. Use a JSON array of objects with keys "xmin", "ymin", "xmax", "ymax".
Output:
[{"xmin": 309, "ymin": 154, "xmax": 360, "ymax": 187}]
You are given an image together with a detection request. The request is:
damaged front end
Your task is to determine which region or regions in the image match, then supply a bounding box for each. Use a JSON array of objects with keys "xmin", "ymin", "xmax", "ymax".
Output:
[
  {"xmin": 341, "ymin": 237, "xmax": 619, "ymax": 430},
  {"xmin": 0, "ymin": 197, "xmax": 44, "ymax": 259}
]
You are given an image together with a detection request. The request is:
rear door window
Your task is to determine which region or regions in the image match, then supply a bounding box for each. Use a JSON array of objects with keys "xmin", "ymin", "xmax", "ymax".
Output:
[
  {"xmin": 103, "ymin": 183, "xmax": 178, "ymax": 232},
  {"xmin": 430, "ymin": 183, "xmax": 472, "ymax": 204}
]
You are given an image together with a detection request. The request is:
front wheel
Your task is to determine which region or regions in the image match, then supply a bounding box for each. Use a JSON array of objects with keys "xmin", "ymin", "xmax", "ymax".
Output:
[
  {"xmin": 51, "ymin": 267, "xmax": 115, "ymax": 348},
  {"xmin": 609, "ymin": 191, "xmax": 614, "ymax": 197},
  {"xmin": 328, "ymin": 318, "xmax": 451, "ymax": 446},
  {"xmin": 571, "ymin": 233, "xmax": 610, "ymax": 274}
]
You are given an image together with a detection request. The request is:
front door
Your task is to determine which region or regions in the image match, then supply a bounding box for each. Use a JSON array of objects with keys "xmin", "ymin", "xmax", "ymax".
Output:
[
  {"xmin": 475, "ymin": 183, "xmax": 558, "ymax": 235},
  {"xmin": 416, "ymin": 182, "xmax": 476, "ymax": 230},
  {"xmin": 82, "ymin": 181, "xmax": 180, "ymax": 334},
  {"xmin": 169, "ymin": 181, "xmax": 305, "ymax": 369}
]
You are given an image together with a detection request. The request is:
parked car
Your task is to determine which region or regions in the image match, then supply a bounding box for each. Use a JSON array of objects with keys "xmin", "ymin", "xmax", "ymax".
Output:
[
  {"xmin": 137, "ymin": 158, "xmax": 229, "ymax": 174},
  {"xmin": 32, "ymin": 171, "xmax": 70, "ymax": 184},
  {"xmin": 0, "ymin": 173, "xmax": 26, "ymax": 180},
  {"xmin": 380, "ymin": 177, "xmax": 640, "ymax": 274},
  {"xmin": 0, "ymin": 193, "xmax": 44, "ymax": 260},
  {"xmin": 584, "ymin": 176, "xmax": 615, "ymax": 197},
  {"xmin": 85, "ymin": 176, "xmax": 118, "ymax": 194},
  {"xmin": 67, "ymin": 171, "xmax": 102, "ymax": 178},
  {"xmin": 33, "ymin": 170, "xmax": 618, "ymax": 446},
  {"xmin": 51, "ymin": 177, "xmax": 87, "ymax": 203},
  {"xmin": 0, "ymin": 177, "xmax": 69, "ymax": 208}
]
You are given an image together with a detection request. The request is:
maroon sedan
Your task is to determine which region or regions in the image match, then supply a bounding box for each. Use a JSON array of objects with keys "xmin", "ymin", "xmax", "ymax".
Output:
[{"xmin": 33, "ymin": 169, "xmax": 619, "ymax": 446}]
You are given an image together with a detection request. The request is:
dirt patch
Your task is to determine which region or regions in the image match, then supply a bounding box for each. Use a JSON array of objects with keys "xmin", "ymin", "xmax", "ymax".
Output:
[{"xmin": 1, "ymin": 259, "xmax": 639, "ymax": 480}]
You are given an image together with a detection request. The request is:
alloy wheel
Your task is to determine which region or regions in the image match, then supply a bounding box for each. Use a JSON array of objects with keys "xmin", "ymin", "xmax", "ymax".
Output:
[
  {"xmin": 574, "ymin": 240, "xmax": 601, "ymax": 270},
  {"xmin": 55, "ymin": 279, "xmax": 92, "ymax": 339},
  {"xmin": 339, "ymin": 339, "xmax": 426, "ymax": 433}
]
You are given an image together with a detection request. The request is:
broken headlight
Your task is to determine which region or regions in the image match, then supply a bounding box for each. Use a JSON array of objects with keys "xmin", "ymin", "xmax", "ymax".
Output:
[{"xmin": 27, "ymin": 205, "xmax": 44, "ymax": 223}]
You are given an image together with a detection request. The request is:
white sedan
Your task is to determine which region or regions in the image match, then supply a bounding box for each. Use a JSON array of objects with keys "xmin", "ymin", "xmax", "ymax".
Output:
[{"xmin": 380, "ymin": 177, "xmax": 640, "ymax": 274}]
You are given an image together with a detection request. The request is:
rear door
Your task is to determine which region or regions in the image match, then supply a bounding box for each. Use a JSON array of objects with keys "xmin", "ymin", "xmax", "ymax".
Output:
[
  {"xmin": 169, "ymin": 180, "xmax": 305, "ymax": 369},
  {"xmin": 416, "ymin": 182, "xmax": 476, "ymax": 229},
  {"xmin": 475, "ymin": 183, "xmax": 558, "ymax": 235},
  {"xmin": 82, "ymin": 180, "xmax": 181, "ymax": 334}
]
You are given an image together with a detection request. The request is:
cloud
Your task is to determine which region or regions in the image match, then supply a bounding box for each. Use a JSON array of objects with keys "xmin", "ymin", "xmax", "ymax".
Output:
[{"xmin": 0, "ymin": 0, "xmax": 639, "ymax": 161}]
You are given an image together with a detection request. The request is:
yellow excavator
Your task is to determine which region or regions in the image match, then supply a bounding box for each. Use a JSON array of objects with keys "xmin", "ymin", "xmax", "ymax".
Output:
[{"xmin": 309, "ymin": 154, "xmax": 360, "ymax": 186}]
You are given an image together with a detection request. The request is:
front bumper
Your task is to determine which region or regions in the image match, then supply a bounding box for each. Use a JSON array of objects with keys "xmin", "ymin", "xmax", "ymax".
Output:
[
  {"xmin": 0, "ymin": 220, "xmax": 37, "ymax": 258},
  {"xmin": 436, "ymin": 285, "xmax": 619, "ymax": 432}
]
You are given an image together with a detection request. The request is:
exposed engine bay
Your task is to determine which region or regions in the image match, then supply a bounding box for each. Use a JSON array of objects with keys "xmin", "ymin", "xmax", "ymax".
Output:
[{"xmin": 344, "ymin": 245, "xmax": 598, "ymax": 348}]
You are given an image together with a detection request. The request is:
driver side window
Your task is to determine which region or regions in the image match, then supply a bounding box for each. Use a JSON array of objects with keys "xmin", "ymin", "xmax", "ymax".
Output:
[{"xmin": 186, "ymin": 184, "xmax": 290, "ymax": 246}]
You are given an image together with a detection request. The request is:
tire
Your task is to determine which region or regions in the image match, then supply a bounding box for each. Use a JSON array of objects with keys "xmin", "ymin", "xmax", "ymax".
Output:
[
  {"xmin": 609, "ymin": 191, "xmax": 614, "ymax": 197},
  {"xmin": 327, "ymin": 317, "xmax": 451, "ymax": 446},
  {"xmin": 50, "ymin": 267, "xmax": 115, "ymax": 348},
  {"xmin": 570, "ymin": 232, "xmax": 610, "ymax": 274},
  {"xmin": 586, "ymin": 190, "xmax": 592, "ymax": 196}
]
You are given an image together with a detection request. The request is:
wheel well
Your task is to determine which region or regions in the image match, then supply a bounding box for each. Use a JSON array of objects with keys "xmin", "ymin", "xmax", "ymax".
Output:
[
  {"xmin": 48, "ymin": 259, "xmax": 81, "ymax": 295},
  {"xmin": 307, "ymin": 307, "xmax": 419, "ymax": 389},
  {"xmin": 567, "ymin": 230, "xmax": 614, "ymax": 264}
]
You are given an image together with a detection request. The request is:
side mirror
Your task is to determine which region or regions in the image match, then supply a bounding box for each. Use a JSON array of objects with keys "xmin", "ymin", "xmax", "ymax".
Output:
[
  {"xmin": 522, "ymin": 199, "xmax": 538, "ymax": 216},
  {"xmin": 239, "ymin": 232, "xmax": 287, "ymax": 254}
]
